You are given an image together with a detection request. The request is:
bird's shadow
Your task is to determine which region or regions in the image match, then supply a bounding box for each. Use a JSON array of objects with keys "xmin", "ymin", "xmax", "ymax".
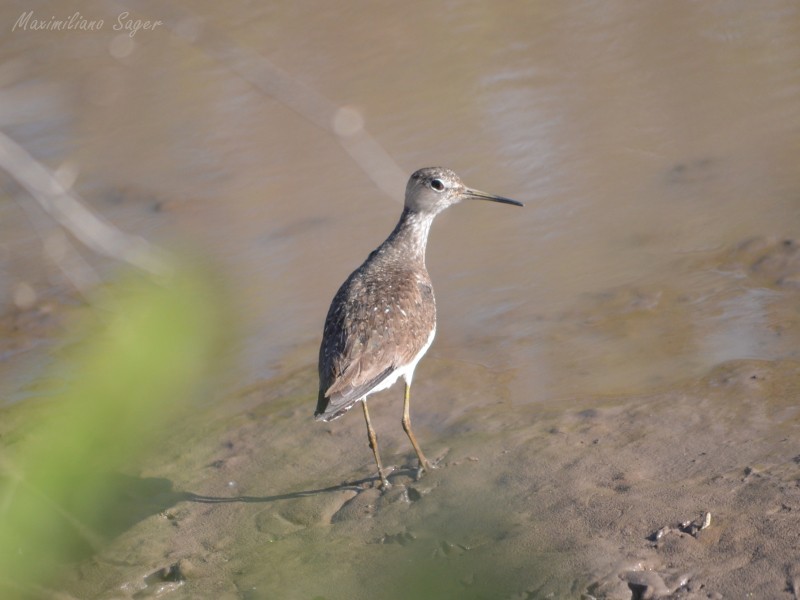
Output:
[
  {"xmin": 187, "ymin": 464, "xmax": 423, "ymax": 503},
  {"xmin": 107, "ymin": 465, "xmax": 418, "ymax": 519},
  {"xmin": 184, "ymin": 474, "xmax": 384, "ymax": 504}
]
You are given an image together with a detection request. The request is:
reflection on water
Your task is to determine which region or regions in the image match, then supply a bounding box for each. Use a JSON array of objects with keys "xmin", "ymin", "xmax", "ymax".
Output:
[
  {"xmin": 701, "ymin": 287, "xmax": 778, "ymax": 364},
  {"xmin": 0, "ymin": 4, "xmax": 799, "ymax": 400}
]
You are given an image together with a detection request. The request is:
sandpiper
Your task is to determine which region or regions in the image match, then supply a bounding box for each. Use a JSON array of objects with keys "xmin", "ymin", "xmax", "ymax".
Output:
[{"xmin": 316, "ymin": 167, "xmax": 522, "ymax": 489}]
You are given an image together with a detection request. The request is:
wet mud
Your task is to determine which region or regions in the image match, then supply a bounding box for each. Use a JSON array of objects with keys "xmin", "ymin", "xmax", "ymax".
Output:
[{"xmin": 33, "ymin": 237, "xmax": 800, "ymax": 599}]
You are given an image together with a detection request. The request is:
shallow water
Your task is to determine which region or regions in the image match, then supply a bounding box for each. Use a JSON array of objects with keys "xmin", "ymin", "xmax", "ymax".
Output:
[
  {"xmin": 2, "ymin": 1, "xmax": 799, "ymax": 402},
  {"xmin": 0, "ymin": 3, "xmax": 800, "ymax": 401},
  {"xmin": 1, "ymin": 1, "xmax": 800, "ymax": 598}
]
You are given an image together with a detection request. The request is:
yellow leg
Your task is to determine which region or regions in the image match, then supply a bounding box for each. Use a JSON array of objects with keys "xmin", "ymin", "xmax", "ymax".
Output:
[
  {"xmin": 401, "ymin": 382, "xmax": 431, "ymax": 473},
  {"xmin": 362, "ymin": 400, "xmax": 390, "ymax": 489}
]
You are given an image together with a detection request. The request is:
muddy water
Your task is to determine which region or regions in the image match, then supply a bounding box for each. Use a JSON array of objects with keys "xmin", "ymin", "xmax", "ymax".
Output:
[
  {"xmin": 1, "ymin": 1, "xmax": 800, "ymax": 598},
  {"xmin": 2, "ymin": 1, "xmax": 798, "ymax": 400}
]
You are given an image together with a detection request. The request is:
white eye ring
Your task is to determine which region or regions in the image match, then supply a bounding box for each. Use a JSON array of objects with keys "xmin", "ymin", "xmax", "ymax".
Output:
[{"xmin": 430, "ymin": 178, "xmax": 445, "ymax": 192}]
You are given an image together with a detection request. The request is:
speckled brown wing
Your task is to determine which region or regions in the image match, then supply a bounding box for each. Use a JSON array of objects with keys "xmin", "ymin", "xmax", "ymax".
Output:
[{"xmin": 315, "ymin": 262, "xmax": 435, "ymax": 421}]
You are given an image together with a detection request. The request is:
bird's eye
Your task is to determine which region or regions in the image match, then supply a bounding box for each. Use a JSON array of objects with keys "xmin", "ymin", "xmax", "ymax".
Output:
[{"xmin": 430, "ymin": 179, "xmax": 445, "ymax": 192}]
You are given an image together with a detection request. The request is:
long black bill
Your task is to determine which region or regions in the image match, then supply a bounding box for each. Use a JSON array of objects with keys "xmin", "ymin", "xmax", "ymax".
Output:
[{"xmin": 464, "ymin": 187, "xmax": 524, "ymax": 207}]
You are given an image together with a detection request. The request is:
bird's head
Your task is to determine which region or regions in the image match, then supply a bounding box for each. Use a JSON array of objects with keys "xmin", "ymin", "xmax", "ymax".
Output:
[{"xmin": 404, "ymin": 167, "xmax": 523, "ymax": 215}]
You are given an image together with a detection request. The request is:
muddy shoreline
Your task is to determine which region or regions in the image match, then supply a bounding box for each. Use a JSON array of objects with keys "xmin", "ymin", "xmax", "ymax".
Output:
[{"xmin": 15, "ymin": 237, "xmax": 792, "ymax": 599}]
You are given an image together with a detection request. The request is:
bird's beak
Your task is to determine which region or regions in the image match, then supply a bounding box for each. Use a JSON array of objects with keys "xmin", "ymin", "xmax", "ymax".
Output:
[{"xmin": 463, "ymin": 187, "xmax": 524, "ymax": 207}]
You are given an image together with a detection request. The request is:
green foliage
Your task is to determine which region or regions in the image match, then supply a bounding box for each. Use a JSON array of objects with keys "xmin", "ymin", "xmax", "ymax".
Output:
[{"xmin": 0, "ymin": 269, "xmax": 223, "ymax": 594}]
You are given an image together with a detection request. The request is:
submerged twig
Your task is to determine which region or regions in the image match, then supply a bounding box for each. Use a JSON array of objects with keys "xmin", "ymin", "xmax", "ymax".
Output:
[{"xmin": 0, "ymin": 129, "xmax": 171, "ymax": 281}]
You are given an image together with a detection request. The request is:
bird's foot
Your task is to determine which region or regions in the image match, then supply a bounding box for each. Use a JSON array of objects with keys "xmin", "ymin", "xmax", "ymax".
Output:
[
  {"xmin": 414, "ymin": 452, "xmax": 447, "ymax": 479},
  {"xmin": 376, "ymin": 466, "xmax": 396, "ymax": 491},
  {"xmin": 413, "ymin": 462, "xmax": 433, "ymax": 481}
]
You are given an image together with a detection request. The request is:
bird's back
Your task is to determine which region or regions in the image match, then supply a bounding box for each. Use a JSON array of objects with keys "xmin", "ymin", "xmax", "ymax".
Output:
[{"xmin": 316, "ymin": 252, "xmax": 436, "ymax": 421}]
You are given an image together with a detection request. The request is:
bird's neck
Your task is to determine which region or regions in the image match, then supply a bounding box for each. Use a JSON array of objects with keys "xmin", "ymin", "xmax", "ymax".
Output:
[{"xmin": 378, "ymin": 208, "xmax": 434, "ymax": 265}]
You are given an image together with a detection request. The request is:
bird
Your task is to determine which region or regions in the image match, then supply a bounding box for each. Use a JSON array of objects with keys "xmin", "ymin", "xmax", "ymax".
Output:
[{"xmin": 315, "ymin": 167, "xmax": 523, "ymax": 489}]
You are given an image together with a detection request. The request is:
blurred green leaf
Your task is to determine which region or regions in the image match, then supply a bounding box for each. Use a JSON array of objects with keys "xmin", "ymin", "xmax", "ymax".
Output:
[{"xmin": 0, "ymin": 268, "xmax": 223, "ymax": 594}]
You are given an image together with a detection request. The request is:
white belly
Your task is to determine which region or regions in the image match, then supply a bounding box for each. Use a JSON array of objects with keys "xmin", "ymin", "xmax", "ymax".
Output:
[{"xmin": 365, "ymin": 325, "xmax": 436, "ymax": 397}]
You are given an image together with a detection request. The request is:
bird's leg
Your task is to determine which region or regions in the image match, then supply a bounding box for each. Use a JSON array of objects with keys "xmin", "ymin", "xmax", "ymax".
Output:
[
  {"xmin": 401, "ymin": 382, "xmax": 431, "ymax": 474},
  {"xmin": 361, "ymin": 400, "xmax": 390, "ymax": 489}
]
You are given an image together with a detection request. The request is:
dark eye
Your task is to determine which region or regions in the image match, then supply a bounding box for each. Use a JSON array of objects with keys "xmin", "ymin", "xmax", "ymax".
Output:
[{"xmin": 430, "ymin": 178, "xmax": 445, "ymax": 192}]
